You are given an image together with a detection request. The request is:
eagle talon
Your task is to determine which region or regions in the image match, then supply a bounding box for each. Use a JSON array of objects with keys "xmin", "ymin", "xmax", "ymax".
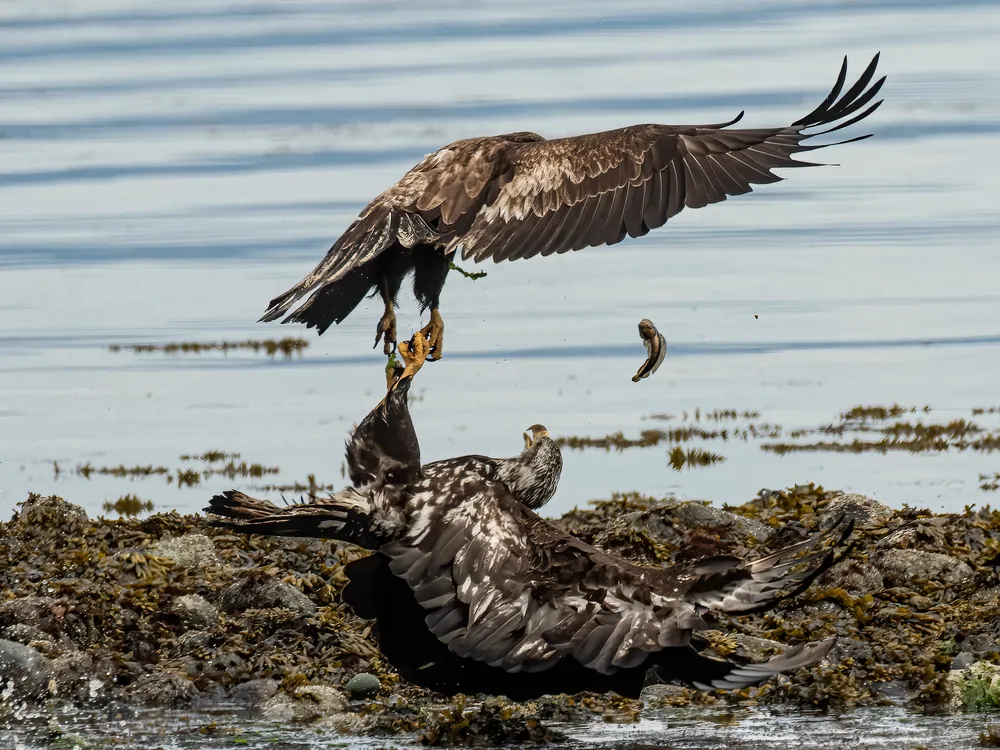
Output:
[
  {"xmin": 419, "ymin": 308, "xmax": 445, "ymax": 361},
  {"xmin": 374, "ymin": 306, "xmax": 398, "ymax": 357}
]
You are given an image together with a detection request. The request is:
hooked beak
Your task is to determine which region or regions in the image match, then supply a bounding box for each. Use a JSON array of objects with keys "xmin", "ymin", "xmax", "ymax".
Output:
[{"xmin": 523, "ymin": 432, "xmax": 533, "ymax": 449}]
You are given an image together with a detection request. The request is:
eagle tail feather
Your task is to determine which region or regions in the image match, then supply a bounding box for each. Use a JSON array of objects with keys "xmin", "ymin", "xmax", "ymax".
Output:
[
  {"xmin": 205, "ymin": 488, "xmax": 385, "ymax": 548},
  {"xmin": 655, "ymin": 637, "xmax": 836, "ymax": 691}
]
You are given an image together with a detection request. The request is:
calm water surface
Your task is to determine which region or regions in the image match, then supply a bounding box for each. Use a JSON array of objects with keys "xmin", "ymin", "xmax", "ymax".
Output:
[{"xmin": 2, "ymin": 2, "xmax": 1000, "ymax": 518}]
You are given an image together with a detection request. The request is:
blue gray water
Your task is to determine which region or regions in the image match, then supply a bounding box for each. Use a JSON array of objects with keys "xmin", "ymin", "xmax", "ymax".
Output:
[{"xmin": 1, "ymin": 2, "xmax": 1000, "ymax": 521}]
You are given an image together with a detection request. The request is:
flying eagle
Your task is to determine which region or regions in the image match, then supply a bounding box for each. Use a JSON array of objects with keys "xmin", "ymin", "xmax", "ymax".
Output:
[
  {"xmin": 207, "ymin": 332, "xmax": 853, "ymax": 699},
  {"xmin": 259, "ymin": 54, "xmax": 885, "ymax": 360}
]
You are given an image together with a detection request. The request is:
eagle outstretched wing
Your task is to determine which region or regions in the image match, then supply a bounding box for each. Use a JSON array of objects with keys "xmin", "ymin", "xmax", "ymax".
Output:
[
  {"xmin": 382, "ymin": 476, "xmax": 851, "ymax": 677},
  {"xmin": 259, "ymin": 54, "xmax": 884, "ymax": 324},
  {"xmin": 449, "ymin": 53, "xmax": 884, "ymax": 263}
]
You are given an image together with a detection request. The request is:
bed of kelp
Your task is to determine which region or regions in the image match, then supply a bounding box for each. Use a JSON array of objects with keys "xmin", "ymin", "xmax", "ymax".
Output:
[{"xmin": 2, "ymin": 486, "xmax": 1000, "ymax": 748}]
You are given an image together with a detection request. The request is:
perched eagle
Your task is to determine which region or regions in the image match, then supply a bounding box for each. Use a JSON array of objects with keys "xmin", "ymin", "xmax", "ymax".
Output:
[
  {"xmin": 259, "ymin": 54, "xmax": 885, "ymax": 360},
  {"xmin": 207, "ymin": 332, "xmax": 853, "ymax": 699}
]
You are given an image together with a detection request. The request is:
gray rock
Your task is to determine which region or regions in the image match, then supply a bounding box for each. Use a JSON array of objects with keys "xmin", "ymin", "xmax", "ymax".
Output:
[
  {"xmin": 639, "ymin": 684, "xmax": 687, "ymax": 702},
  {"xmin": 230, "ymin": 678, "xmax": 280, "ymax": 706},
  {"xmin": 668, "ymin": 501, "xmax": 772, "ymax": 542},
  {"xmin": 171, "ymin": 594, "xmax": 219, "ymax": 630},
  {"xmin": 874, "ymin": 549, "xmax": 974, "ymax": 588},
  {"xmin": 262, "ymin": 685, "xmax": 356, "ymax": 729},
  {"xmin": 831, "ymin": 637, "xmax": 874, "ymax": 663},
  {"xmin": 50, "ymin": 652, "xmax": 97, "ymax": 701},
  {"xmin": 0, "ymin": 638, "xmax": 53, "ymax": 702},
  {"xmin": 817, "ymin": 558, "xmax": 884, "ymax": 594},
  {"xmin": 2, "ymin": 623, "xmax": 54, "ymax": 647},
  {"xmin": 219, "ymin": 575, "xmax": 317, "ymax": 617},
  {"xmin": 951, "ymin": 652, "xmax": 976, "ymax": 671},
  {"xmin": 344, "ymin": 672, "xmax": 380, "ymax": 698},
  {"xmin": 0, "ymin": 596, "xmax": 61, "ymax": 635},
  {"xmin": 126, "ymin": 671, "xmax": 197, "ymax": 708},
  {"xmin": 171, "ymin": 631, "xmax": 213, "ymax": 658},
  {"xmin": 150, "ymin": 534, "xmax": 220, "ymax": 569},
  {"xmin": 872, "ymin": 679, "xmax": 914, "ymax": 704},
  {"xmin": 962, "ymin": 634, "xmax": 1000, "ymax": 654},
  {"xmin": 821, "ymin": 493, "xmax": 894, "ymax": 527}
]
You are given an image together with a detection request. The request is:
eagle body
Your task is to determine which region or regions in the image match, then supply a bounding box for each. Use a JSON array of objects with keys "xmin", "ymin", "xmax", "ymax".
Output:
[
  {"xmin": 208, "ymin": 351, "xmax": 851, "ymax": 699},
  {"xmin": 258, "ymin": 55, "xmax": 885, "ymax": 353}
]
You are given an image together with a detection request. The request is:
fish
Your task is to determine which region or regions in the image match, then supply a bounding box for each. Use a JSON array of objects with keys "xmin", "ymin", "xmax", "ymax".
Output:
[{"xmin": 632, "ymin": 319, "xmax": 667, "ymax": 383}]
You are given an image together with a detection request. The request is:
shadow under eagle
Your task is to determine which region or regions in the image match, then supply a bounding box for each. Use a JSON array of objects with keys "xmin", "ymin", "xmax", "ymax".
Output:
[
  {"xmin": 207, "ymin": 338, "xmax": 853, "ymax": 700},
  {"xmin": 259, "ymin": 53, "xmax": 886, "ymax": 359}
]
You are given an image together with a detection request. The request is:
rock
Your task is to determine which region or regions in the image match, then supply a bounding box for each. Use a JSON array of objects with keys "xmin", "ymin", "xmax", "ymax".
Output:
[
  {"xmin": 2, "ymin": 623, "xmax": 55, "ymax": 647},
  {"xmin": 126, "ymin": 671, "xmax": 197, "ymax": 708},
  {"xmin": 817, "ymin": 558, "xmax": 884, "ymax": 594},
  {"xmin": 230, "ymin": 678, "xmax": 280, "ymax": 706},
  {"xmin": 946, "ymin": 660, "xmax": 1000, "ymax": 712},
  {"xmin": 150, "ymin": 534, "xmax": 220, "ymax": 569},
  {"xmin": 170, "ymin": 594, "xmax": 219, "ymax": 630},
  {"xmin": 668, "ymin": 501, "xmax": 772, "ymax": 543},
  {"xmin": 821, "ymin": 493, "xmax": 894, "ymax": 527},
  {"xmin": 872, "ymin": 679, "xmax": 915, "ymax": 704},
  {"xmin": 218, "ymin": 575, "xmax": 317, "ymax": 617},
  {"xmin": 344, "ymin": 672, "xmax": 380, "ymax": 698},
  {"xmin": 831, "ymin": 637, "xmax": 874, "ymax": 663},
  {"xmin": 874, "ymin": 549, "xmax": 974, "ymax": 588},
  {"xmin": 0, "ymin": 638, "xmax": 53, "ymax": 702},
  {"xmin": 951, "ymin": 652, "xmax": 976, "ymax": 671},
  {"xmin": 0, "ymin": 596, "xmax": 61, "ymax": 636},
  {"xmin": 962, "ymin": 634, "xmax": 1000, "ymax": 654},
  {"xmin": 14, "ymin": 495, "xmax": 89, "ymax": 529},
  {"xmin": 171, "ymin": 631, "xmax": 213, "ymax": 658},
  {"xmin": 50, "ymin": 652, "xmax": 97, "ymax": 702},
  {"xmin": 262, "ymin": 685, "xmax": 357, "ymax": 729}
]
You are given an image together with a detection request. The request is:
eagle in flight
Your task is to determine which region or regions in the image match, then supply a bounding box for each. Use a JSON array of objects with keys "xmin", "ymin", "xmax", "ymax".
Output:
[
  {"xmin": 207, "ymin": 331, "xmax": 853, "ymax": 699},
  {"xmin": 259, "ymin": 54, "xmax": 885, "ymax": 361}
]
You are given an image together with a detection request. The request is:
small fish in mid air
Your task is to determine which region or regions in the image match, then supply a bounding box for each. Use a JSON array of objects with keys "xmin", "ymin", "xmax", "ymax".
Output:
[{"xmin": 632, "ymin": 319, "xmax": 667, "ymax": 383}]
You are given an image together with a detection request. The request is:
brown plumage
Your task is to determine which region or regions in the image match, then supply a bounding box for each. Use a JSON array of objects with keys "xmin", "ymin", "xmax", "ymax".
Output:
[
  {"xmin": 206, "ymin": 332, "xmax": 855, "ymax": 700},
  {"xmin": 259, "ymin": 54, "xmax": 886, "ymax": 359}
]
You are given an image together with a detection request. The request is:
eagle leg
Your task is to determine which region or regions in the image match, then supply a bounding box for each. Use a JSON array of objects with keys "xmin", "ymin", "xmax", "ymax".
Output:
[
  {"xmin": 419, "ymin": 308, "xmax": 445, "ymax": 361},
  {"xmin": 374, "ymin": 277, "xmax": 398, "ymax": 357}
]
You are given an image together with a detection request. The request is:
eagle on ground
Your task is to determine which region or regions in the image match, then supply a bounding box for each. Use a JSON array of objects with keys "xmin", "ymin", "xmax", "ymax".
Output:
[
  {"xmin": 259, "ymin": 54, "xmax": 885, "ymax": 360},
  {"xmin": 206, "ymin": 331, "xmax": 853, "ymax": 699}
]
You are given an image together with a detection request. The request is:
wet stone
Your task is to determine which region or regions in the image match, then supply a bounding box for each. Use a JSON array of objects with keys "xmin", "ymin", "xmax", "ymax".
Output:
[
  {"xmin": 821, "ymin": 493, "xmax": 894, "ymax": 527},
  {"xmin": 344, "ymin": 672, "xmax": 380, "ymax": 698},
  {"xmin": 0, "ymin": 596, "xmax": 62, "ymax": 636},
  {"xmin": 126, "ymin": 671, "xmax": 198, "ymax": 708},
  {"xmin": 218, "ymin": 575, "xmax": 317, "ymax": 617},
  {"xmin": 262, "ymin": 684, "xmax": 352, "ymax": 726},
  {"xmin": 817, "ymin": 558, "xmax": 885, "ymax": 594},
  {"xmin": 874, "ymin": 548, "xmax": 974, "ymax": 588},
  {"xmin": 230, "ymin": 677, "xmax": 280, "ymax": 706},
  {"xmin": 0, "ymin": 638, "xmax": 53, "ymax": 703},
  {"xmin": 150, "ymin": 534, "xmax": 220, "ymax": 569},
  {"xmin": 170, "ymin": 594, "xmax": 219, "ymax": 630}
]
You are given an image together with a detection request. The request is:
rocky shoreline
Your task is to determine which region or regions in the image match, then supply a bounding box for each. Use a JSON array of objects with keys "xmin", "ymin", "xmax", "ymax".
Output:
[{"xmin": 2, "ymin": 486, "xmax": 1000, "ymax": 746}]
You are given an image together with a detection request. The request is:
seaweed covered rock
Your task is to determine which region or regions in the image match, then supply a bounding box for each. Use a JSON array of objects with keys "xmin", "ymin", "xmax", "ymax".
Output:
[
  {"xmin": 3, "ymin": 487, "xmax": 1000, "ymax": 733},
  {"xmin": 874, "ymin": 549, "xmax": 974, "ymax": 588}
]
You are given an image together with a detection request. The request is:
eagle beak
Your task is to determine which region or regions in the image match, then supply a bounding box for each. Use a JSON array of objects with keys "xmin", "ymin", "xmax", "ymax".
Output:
[{"xmin": 523, "ymin": 432, "xmax": 533, "ymax": 449}]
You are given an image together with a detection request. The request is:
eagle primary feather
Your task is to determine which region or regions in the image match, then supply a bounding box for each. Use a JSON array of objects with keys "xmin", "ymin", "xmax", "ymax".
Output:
[{"xmin": 259, "ymin": 54, "xmax": 886, "ymax": 358}]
